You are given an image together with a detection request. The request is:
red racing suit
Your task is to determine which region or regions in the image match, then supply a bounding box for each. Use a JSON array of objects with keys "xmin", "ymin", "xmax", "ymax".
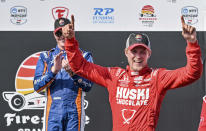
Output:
[
  {"xmin": 65, "ymin": 38, "xmax": 202, "ymax": 131},
  {"xmin": 198, "ymin": 95, "xmax": 206, "ymax": 131}
]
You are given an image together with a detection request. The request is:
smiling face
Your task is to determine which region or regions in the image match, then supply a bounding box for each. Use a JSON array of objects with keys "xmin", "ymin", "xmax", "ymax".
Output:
[{"xmin": 125, "ymin": 46, "xmax": 151, "ymax": 71}]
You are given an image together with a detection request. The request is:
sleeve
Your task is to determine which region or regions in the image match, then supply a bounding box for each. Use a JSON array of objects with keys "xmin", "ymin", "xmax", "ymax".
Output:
[
  {"xmin": 33, "ymin": 53, "xmax": 56, "ymax": 93},
  {"xmin": 71, "ymin": 52, "xmax": 94, "ymax": 92},
  {"xmin": 65, "ymin": 38, "xmax": 112, "ymax": 88},
  {"xmin": 158, "ymin": 41, "xmax": 203, "ymax": 90},
  {"xmin": 198, "ymin": 96, "xmax": 206, "ymax": 131}
]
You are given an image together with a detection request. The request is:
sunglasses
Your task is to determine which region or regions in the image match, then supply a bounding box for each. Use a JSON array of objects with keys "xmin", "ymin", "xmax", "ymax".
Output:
[{"xmin": 55, "ymin": 29, "xmax": 62, "ymax": 37}]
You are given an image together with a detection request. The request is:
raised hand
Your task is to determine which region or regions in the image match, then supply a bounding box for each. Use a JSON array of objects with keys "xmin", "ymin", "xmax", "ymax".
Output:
[
  {"xmin": 62, "ymin": 15, "xmax": 75, "ymax": 39},
  {"xmin": 51, "ymin": 52, "xmax": 63, "ymax": 74},
  {"xmin": 181, "ymin": 16, "xmax": 197, "ymax": 43}
]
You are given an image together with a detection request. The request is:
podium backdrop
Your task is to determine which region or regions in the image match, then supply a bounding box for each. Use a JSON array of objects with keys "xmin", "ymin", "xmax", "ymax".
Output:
[{"xmin": 0, "ymin": 0, "xmax": 206, "ymax": 131}]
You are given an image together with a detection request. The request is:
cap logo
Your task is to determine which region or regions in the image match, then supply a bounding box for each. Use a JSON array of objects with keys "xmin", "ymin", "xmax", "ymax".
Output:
[
  {"xmin": 135, "ymin": 35, "xmax": 142, "ymax": 40},
  {"xmin": 59, "ymin": 19, "xmax": 65, "ymax": 26}
]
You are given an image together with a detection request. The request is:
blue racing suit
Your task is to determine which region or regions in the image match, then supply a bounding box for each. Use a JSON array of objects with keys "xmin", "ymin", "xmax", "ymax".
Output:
[{"xmin": 33, "ymin": 45, "xmax": 93, "ymax": 131}]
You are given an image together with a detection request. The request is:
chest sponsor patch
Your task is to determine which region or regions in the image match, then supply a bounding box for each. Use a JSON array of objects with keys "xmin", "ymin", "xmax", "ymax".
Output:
[{"xmin": 116, "ymin": 87, "xmax": 149, "ymax": 106}]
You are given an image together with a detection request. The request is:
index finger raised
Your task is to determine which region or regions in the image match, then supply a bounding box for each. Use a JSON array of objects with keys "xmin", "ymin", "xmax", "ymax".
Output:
[
  {"xmin": 71, "ymin": 14, "xmax": 75, "ymax": 30},
  {"xmin": 181, "ymin": 15, "xmax": 185, "ymax": 26}
]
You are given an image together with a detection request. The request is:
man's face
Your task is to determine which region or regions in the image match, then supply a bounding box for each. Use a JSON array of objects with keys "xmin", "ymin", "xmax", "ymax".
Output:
[
  {"xmin": 54, "ymin": 19, "xmax": 67, "ymax": 50},
  {"xmin": 125, "ymin": 46, "xmax": 150, "ymax": 71},
  {"xmin": 54, "ymin": 30, "xmax": 65, "ymax": 49}
]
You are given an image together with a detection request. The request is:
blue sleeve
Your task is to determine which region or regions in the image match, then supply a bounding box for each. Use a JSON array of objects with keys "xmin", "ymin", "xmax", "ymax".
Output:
[
  {"xmin": 33, "ymin": 52, "xmax": 56, "ymax": 93},
  {"xmin": 72, "ymin": 52, "xmax": 93, "ymax": 92}
]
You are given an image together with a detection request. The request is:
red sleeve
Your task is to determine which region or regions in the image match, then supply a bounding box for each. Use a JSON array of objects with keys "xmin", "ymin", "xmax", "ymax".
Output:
[
  {"xmin": 158, "ymin": 41, "xmax": 203, "ymax": 90},
  {"xmin": 198, "ymin": 96, "xmax": 206, "ymax": 131},
  {"xmin": 65, "ymin": 38, "xmax": 111, "ymax": 88}
]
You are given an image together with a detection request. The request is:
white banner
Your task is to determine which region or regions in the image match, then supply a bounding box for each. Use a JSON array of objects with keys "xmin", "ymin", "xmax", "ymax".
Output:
[{"xmin": 0, "ymin": 0, "xmax": 206, "ymax": 31}]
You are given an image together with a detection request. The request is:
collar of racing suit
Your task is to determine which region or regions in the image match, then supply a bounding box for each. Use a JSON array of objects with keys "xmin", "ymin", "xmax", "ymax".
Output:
[
  {"xmin": 54, "ymin": 45, "xmax": 68, "ymax": 60},
  {"xmin": 126, "ymin": 65, "xmax": 152, "ymax": 76},
  {"xmin": 56, "ymin": 45, "xmax": 65, "ymax": 52}
]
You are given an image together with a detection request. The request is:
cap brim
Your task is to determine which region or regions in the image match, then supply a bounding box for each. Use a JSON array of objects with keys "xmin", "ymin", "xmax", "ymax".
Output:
[
  {"xmin": 54, "ymin": 27, "xmax": 62, "ymax": 34},
  {"xmin": 128, "ymin": 43, "xmax": 151, "ymax": 53}
]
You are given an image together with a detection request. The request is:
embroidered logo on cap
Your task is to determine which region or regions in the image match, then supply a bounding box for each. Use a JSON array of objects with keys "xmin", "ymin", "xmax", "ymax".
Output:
[
  {"xmin": 59, "ymin": 19, "xmax": 65, "ymax": 26},
  {"xmin": 135, "ymin": 34, "xmax": 142, "ymax": 40}
]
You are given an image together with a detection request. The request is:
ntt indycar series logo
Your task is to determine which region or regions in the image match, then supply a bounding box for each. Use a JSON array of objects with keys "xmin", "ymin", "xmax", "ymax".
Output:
[
  {"xmin": 181, "ymin": 6, "xmax": 198, "ymax": 25},
  {"xmin": 139, "ymin": 5, "xmax": 157, "ymax": 27},
  {"xmin": 93, "ymin": 8, "xmax": 114, "ymax": 24},
  {"xmin": 10, "ymin": 6, "xmax": 27, "ymax": 25}
]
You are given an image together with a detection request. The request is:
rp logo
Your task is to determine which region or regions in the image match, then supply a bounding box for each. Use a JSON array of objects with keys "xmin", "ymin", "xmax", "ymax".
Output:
[
  {"xmin": 121, "ymin": 109, "xmax": 136, "ymax": 124},
  {"xmin": 52, "ymin": 7, "xmax": 69, "ymax": 20},
  {"xmin": 94, "ymin": 8, "xmax": 114, "ymax": 15}
]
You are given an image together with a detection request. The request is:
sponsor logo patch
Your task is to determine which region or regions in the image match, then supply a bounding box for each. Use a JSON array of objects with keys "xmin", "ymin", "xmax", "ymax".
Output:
[
  {"xmin": 52, "ymin": 7, "xmax": 69, "ymax": 20},
  {"xmin": 139, "ymin": 5, "xmax": 157, "ymax": 27},
  {"xmin": 181, "ymin": 6, "xmax": 198, "ymax": 25},
  {"xmin": 10, "ymin": 6, "xmax": 27, "ymax": 25},
  {"xmin": 93, "ymin": 8, "xmax": 115, "ymax": 24}
]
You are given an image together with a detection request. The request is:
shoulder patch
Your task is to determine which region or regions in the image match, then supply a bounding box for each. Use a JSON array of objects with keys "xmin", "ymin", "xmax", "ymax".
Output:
[
  {"xmin": 151, "ymin": 68, "xmax": 159, "ymax": 77},
  {"xmin": 115, "ymin": 68, "xmax": 122, "ymax": 77},
  {"xmin": 113, "ymin": 67, "xmax": 125, "ymax": 78},
  {"xmin": 42, "ymin": 52, "xmax": 49, "ymax": 59}
]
